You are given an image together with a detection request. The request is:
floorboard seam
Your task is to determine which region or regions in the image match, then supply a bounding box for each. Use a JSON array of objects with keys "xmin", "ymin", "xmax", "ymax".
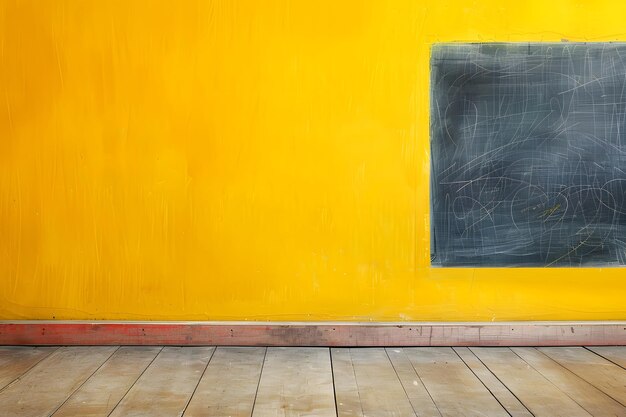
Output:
[
  {"xmin": 105, "ymin": 346, "xmax": 164, "ymax": 417},
  {"xmin": 402, "ymin": 349, "xmax": 445, "ymax": 417},
  {"xmin": 180, "ymin": 347, "xmax": 217, "ymax": 416},
  {"xmin": 347, "ymin": 348, "xmax": 367, "ymax": 417},
  {"xmin": 384, "ymin": 348, "xmax": 420, "ymax": 417},
  {"xmin": 0, "ymin": 346, "xmax": 60, "ymax": 394},
  {"xmin": 49, "ymin": 346, "xmax": 121, "ymax": 417},
  {"xmin": 509, "ymin": 348, "xmax": 597, "ymax": 416},
  {"xmin": 583, "ymin": 346, "xmax": 626, "ymax": 371},
  {"xmin": 453, "ymin": 348, "xmax": 515, "ymax": 417},
  {"xmin": 538, "ymin": 348, "xmax": 626, "ymax": 408},
  {"xmin": 248, "ymin": 346, "xmax": 268, "ymax": 417},
  {"xmin": 467, "ymin": 348, "xmax": 535, "ymax": 417},
  {"xmin": 328, "ymin": 348, "xmax": 340, "ymax": 417}
]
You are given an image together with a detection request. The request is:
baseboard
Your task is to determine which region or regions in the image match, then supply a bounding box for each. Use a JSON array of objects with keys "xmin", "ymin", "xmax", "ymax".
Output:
[{"xmin": 0, "ymin": 321, "xmax": 624, "ymax": 346}]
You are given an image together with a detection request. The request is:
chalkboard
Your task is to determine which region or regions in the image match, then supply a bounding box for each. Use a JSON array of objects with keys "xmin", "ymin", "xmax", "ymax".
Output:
[{"xmin": 430, "ymin": 43, "xmax": 626, "ymax": 267}]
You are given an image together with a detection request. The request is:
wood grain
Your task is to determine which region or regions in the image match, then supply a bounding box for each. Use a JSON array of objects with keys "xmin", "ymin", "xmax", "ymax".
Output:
[
  {"xmin": 404, "ymin": 348, "xmax": 509, "ymax": 417},
  {"xmin": 471, "ymin": 348, "xmax": 592, "ymax": 416},
  {"xmin": 252, "ymin": 347, "xmax": 336, "ymax": 417},
  {"xmin": 453, "ymin": 347, "xmax": 532, "ymax": 417},
  {"xmin": 53, "ymin": 346, "xmax": 162, "ymax": 417},
  {"xmin": 1, "ymin": 321, "xmax": 624, "ymax": 346},
  {"xmin": 0, "ymin": 347, "xmax": 57, "ymax": 390},
  {"xmin": 539, "ymin": 347, "xmax": 626, "ymax": 406},
  {"xmin": 512, "ymin": 347, "xmax": 626, "ymax": 417},
  {"xmin": 0, "ymin": 346, "xmax": 116, "ymax": 417},
  {"xmin": 108, "ymin": 347, "xmax": 214, "ymax": 417},
  {"xmin": 0, "ymin": 345, "xmax": 622, "ymax": 416},
  {"xmin": 183, "ymin": 347, "xmax": 266, "ymax": 417},
  {"xmin": 587, "ymin": 346, "xmax": 626, "ymax": 368},
  {"xmin": 346, "ymin": 348, "xmax": 417, "ymax": 417},
  {"xmin": 385, "ymin": 348, "xmax": 442, "ymax": 417},
  {"xmin": 331, "ymin": 348, "xmax": 365, "ymax": 417}
]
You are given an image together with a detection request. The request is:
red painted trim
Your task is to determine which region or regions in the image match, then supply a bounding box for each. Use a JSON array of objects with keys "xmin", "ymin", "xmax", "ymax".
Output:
[{"xmin": 0, "ymin": 322, "xmax": 624, "ymax": 346}]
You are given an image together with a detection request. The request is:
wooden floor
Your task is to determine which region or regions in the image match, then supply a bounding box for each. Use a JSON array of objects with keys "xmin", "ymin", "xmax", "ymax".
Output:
[{"xmin": 0, "ymin": 346, "xmax": 624, "ymax": 416}]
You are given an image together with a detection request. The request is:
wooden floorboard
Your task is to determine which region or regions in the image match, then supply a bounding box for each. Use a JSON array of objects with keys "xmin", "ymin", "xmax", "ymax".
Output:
[
  {"xmin": 453, "ymin": 347, "xmax": 533, "ymax": 417},
  {"xmin": 251, "ymin": 347, "xmax": 336, "ymax": 417},
  {"xmin": 587, "ymin": 346, "xmax": 626, "ymax": 369},
  {"xmin": 331, "ymin": 348, "xmax": 365, "ymax": 417},
  {"xmin": 403, "ymin": 347, "xmax": 509, "ymax": 417},
  {"xmin": 385, "ymin": 348, "xmax": 441, "ymax": 417},
  {"xmin": 52, "ymin": 346, "xmax": 162, "ymax": 417},
  {"xmin": 108, "ymin": 347, "xmax": 214, "ymax": 417},
  {"xmin": 0, "ymin": 346, "xmax": 57, "ymax": 391},
  {"xmin": 341, "ymin": 348, "xmax": 417, "ymax": 417},
  {"xmin": 471, "ymin": 347, "xmax": 593, "ymax": 416},
  {"xmin": 0, "ymin": 345, "xmax": 624, "ymax": 416},
  {"xmin": 539, "ymin": 347, "xmax": 626, "ymax": 406},
  {"xmin": 512, "ymin": 347, "xmax": 626, "ymax": 417},
  {"xmin": 183, "ymin": 347, "xmax": 266, "ymax": 417},
  {"xmin": 0, "ymin": 346, "xmax": 117, "ymax": 417}
]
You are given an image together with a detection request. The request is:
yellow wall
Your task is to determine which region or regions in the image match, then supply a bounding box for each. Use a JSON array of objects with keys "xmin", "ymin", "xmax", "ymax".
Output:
[{"xmin": 1, "ymin": 0, "xmax": 625, "ymax": 321}]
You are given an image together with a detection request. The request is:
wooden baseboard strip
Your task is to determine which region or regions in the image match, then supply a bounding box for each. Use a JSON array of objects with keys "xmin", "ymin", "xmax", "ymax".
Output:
[{"xmin": 0, "ymin": 321, "xmax": 624, "ymax": 346}]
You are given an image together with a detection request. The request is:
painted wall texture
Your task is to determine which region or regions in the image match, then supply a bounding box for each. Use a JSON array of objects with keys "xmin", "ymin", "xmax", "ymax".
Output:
[{"xmin": 1, "ymin": 0, "xmax": 625, "ymax": 321}]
